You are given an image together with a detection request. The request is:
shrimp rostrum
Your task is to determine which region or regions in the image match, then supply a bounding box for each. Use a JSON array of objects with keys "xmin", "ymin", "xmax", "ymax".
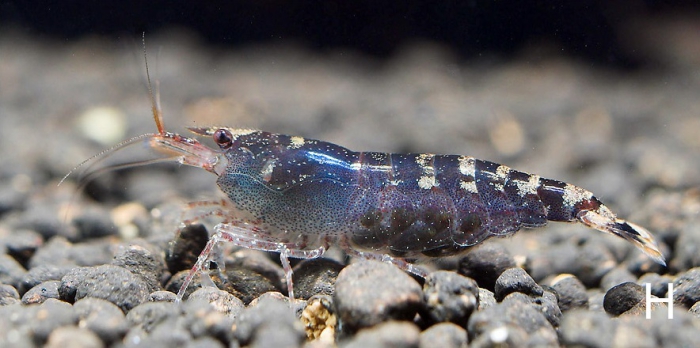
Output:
[{"xmin": 139, "ymin": 119, "xmax": 666, "ymax": 301}]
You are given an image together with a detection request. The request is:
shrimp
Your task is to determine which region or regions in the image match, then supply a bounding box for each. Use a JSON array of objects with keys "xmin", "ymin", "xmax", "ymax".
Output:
[{"xmin": 71, "ymin": 39, "xmax": 666, "ymax": 302}]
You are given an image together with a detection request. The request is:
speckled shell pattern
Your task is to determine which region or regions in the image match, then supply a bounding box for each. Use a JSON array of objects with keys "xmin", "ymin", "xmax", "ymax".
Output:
[{"xmin": 216, "ymin": 130, "xmax": 602, "ymax": 259}]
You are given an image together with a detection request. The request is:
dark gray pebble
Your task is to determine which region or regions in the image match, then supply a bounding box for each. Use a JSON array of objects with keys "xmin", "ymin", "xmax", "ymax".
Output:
[
  {"xmin": 0, "ymin": 283, "xmax": 20, "ymax": 305},
  {"xmin": 530, "ymin": 290, "xmax": 562, "ymax": 327},
  {"xmin": 72, "ymin": 205, "xmax": 115, "ymax": 240},
  {"xmin": 419, "ymin": 322, "xmax": 467, "ymax": 348},
  {"xmin": 559, "ymin": 310, "xmax": 617, "ymax": 348},
  {"xmin": 216, "ymin": 267, "xmax": 281, "ymax": 305},
  {"xmin": 166, "ymin": 223, "xmax": 209, "ymax": 274},
  {"xmin": 29, "ymin": 237, "xmax": 113, "ymax": 269},
  {"xmin": 17, "ymin": 203, "xmax": 74, "ymax": 240},
  {"xmin": 74, "ymin": 297, "xmax": 128, "ymax": 344},
  {"xmin": 638, "ymin": 273, "xmax": 674, "ymax": 298},
  {"xmin": 342, "ymin": 321, "xmax": 420, "ymax": 348},
  {"xmin": 549, "ymin": 274, "xmax": 588, "ymax": 311},
  {"xmin": 21, "ymin": 280, "xmax": 60, "ymax": 304},
  {"xmin": 226, "ymin": 249, "xmax": 286, "ymax": 292},
  {"xmin": 603, "ymin": 282, "xmax": 645, "ymax": 316},
  {"xmin": 671, "ymin": 222, "xmax": 700, "ymax": 270},
  {"xmin": 149, "ymin": 290, "xmax": 177, "ymax": 302},
  {"xmin": 292, "ymin": 258, "xmax": 344, "ymax": 300},
  {"xmin": 44, "ymin": 326, "xmax": 105, "ymax": 348},
  {"xmin": 234, "ymin": 295, "xmax": 305, "ymax": 348},
  {"xmin": 468, "ymin": 292, "xmax": 557, "ymax": 346},
  {"xmin": 1, "ymin": 229, "xmax": 42, "ymax": 267},
  {"xmin": 334, "ymin": 260, "xmax": 423, "ymax": 334},
  {"xmin": 600, "ymin": 266, "xmax": 636, "ymax": 291},
  {"xmin": 525, "ymin": 239, "xmax": 580, "ymax": 282},
  {"xmin": 126, "ymin": 301, "xmax": 181, "ymax": 332},
  {"xmin": 60, "ymin": 264, "xmax": 149, "ymax": 312},
  {"xmin": 421, "ymin": 270, "xmax": 479, "ymax": 326},
  {"xmin": 111, "ymin": 243, "xmax": 167, "ymax": 293},
  {"xmin": 573, "ymin": 240, "xmax": 617, "ymax": 287},
  {"xmin": 185, "ymin": 337, "xmax": 226, "ymax": 348},
  {"xmin": 187, "ymin": 287, "xmax": 244, "ymax": 317},
  {"xmin": 673, "ymin": 267, "xmax": 700, "ymax": 308},
  {"xmin": 458, "ymin": 243, "xmax": 515, "ymax": 291},
  {"xmin": 690, "ymin": 301, "xmax": 700, "ymax": 318},
  {"xmin": 0, "ymin": 253, "xmax": 27, "ymax": 288},
  {"xmin": 18, "ymin": 264, "xmax": 73, "ymax": 294},
  {"xmin": 0, "ymin": 180, "xmax": 28, "ymax": 216},
  {"xmin": 493, "ymin": 267, "xmax": 543, "ymax": 301}
]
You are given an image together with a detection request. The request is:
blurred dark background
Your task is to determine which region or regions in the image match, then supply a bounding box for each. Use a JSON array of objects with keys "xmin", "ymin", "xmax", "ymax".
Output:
[{"xmin": 2, "ymin": 0, "xmax": 698, "ymax": 68}]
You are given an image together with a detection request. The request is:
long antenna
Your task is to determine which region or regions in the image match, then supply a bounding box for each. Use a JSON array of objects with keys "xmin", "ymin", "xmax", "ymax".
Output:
[{"xmin": 143, "ymin": 32, "xmax": 165, "ymax": 134}]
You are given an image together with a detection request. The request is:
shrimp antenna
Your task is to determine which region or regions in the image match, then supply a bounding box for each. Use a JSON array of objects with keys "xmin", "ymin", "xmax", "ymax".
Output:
[{"xmin": 143, "ymin": 32, "xmax": 165, "ymax": 135}]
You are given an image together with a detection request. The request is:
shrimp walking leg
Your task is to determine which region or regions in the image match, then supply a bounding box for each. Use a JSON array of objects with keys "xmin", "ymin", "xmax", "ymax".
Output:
[
  {"xmin": 345, "ymin": 248, "xmax": 429, "ymax": 278},
  {"xmin": 176, "ymin": 222, "xmax": 328, "ymax": 302}
]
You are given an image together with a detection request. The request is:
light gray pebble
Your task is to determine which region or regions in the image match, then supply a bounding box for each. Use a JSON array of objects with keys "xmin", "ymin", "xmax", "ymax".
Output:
[
  {"xmin": 111, "ymin": 243, "xmax": 167, "ymax": 294},
  {"xmin": 234, "ymin": 295, "xmax": 305, "ymax": 348},
  {"xmin": 187, "ymin": 287, "xmax": 244, "ymax": 317},
  {"xmin": 45, "ymin": 326, "xmax": 105, "ymax": 348},
  {"xmin": 0, "ymin": 254, "xmax": 26, "ymax": 288},
  {"xmin": 342, "ymin": 321, "xmax": 420, "ymax": 348},
  {"xmin": 560, "ymin": 310, "xmax": 617, "ymax": 348},
  {"xmin": 419, "ymin": 322, "xmax": 467, "ymax": 348}
]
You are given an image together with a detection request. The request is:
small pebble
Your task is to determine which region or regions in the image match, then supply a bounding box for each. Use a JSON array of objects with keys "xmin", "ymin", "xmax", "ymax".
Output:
[
  {"xmin": 559, "ymin": 310, "xmax": 617, "ymax": 347},
  {"xmin": 468, "ymin": 324, "xmax": 529, "ymax": 348},
  {"xmin": 45, "ymin": 326, "xmax": 105, "ymax": 348},
  {"xmin": 0, "ymin": 283, "xmax": 20, "ymax": 305},
  {"xmin": 1, "ymin": 229, "xmax": 43, "ymax": 267},
  {"xmin": 73, "ymin": 297, "xmax": 128, "ymax": 344},
  {"xmin": 126, "ymin": 301, "xmax": 181, "ymax": 332},
  {"xmin": 611, "ymin": 321, "xmax": 657, "ymax": 348},
  {"xmin": 111, "ymin": 243, "xmax": 167, "ymax": 293},
  {"xmin": 573, "ymin": 240, "xmax": 617, "ymax": 287},
  {"xmin": 166, "ymin": 224, "xmax": 210, "ymax": 274},
  {"xmin": 477, "ymin": 288, "xmax": 496, "ymax": 309},
  {"xmin": 637, "ymin": 273, "xmax": 674, "ymax": 298},
  {"xmin": 334, "ymin": 260, "xmax": 423, "ymax": 333},
  {"xmin": 18, "ymin": 264, "xmax": 73, "ymax": 294},
  {"xmin": 187, "ymin": 287, "xmax": 244, "ymax": 317},
  {"xmin": 673, "ymin": 267, "xmax": 700, "ymax": 308},
  {"xmin": 72, "ymin": 205, "xmax": 115, "ymax": 240},
  {"xmin": 458, "ymin": 243, "xmax": 515, "ymax": 291},
  {"xmin": 293, "ymin": 258, "xmax": 344, "ymax": 300},
  {"xmin": 216, "ymin": 267, "xmax": 282, "ymax": 305},
  {"xmin": 234, "ymin": 296, "xmax": 305, "ymax": 348},
  {"xmin": 493, "ymin": 267, "xmax": 543, "ymax": 301},
  {"xmin": 149, "ymin": 290, "xmax": 177, "ymax": 302},
  {"xmin": 21, "ymin": 280, "xmax": 60, "ymax": 304},
  {"xmin": 603, "ymin": 282, "xmax": 644, "ymax": 316},
  {"xmin": 549, "ymin": 274, "xmax": 588, "ymax": 311},
  {"xmin": 689, "ymin": 301, "xmax": 700, "ymax": 318},
  {"xmin": 672, "ymin": 222, "xmax": 700, "ymax": 270},
  {"xmin": 0, "ymin": 253, "xmax": 27, "ymax": 288},
  {"xmin": 421, "ymin": 270, "xmax": 479, "ymax": 326},
  {"xmin": 599, "ymin": 266, "xmax": 636, "ymax": 291},
  {"xmin": 29, "ymin": 299, "xmax": 79, "ymax": 344},
  {"xmin": 419, "ymin": 322, "xmax": 467, "ymax": 348},
  {"xmin": 60, "ymin": 265, "xmax": 150, "ymax": 312},
  {"xmin": 343, "ymin": 321, "xmax": 420, "ymax": 348}
]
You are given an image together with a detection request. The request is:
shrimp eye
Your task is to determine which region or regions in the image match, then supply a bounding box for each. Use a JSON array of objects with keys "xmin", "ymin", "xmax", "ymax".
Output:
[{"xmin": 213, "ymin": 128, "xmax": 233, "ymax": 149}]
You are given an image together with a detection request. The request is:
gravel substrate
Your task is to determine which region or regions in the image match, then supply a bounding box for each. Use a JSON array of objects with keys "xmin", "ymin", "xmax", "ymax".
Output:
[{"xmin": 1, "ymin": 26, "xmax": 700, "ymax": 347}]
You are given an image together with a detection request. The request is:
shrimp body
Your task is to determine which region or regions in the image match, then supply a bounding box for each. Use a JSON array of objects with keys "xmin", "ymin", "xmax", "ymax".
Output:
[
  {"xmin": 189, "ymin": 127, "xmax": 662, "ymax": 260},
  {"xmin": 143, "ymin": 125, "xmax": 666, "ymax": 301}
]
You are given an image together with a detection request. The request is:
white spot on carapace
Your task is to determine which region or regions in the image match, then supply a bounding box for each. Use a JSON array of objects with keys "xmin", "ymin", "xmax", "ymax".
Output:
[
  {"xmin": 460, "ymin": 180, "xmax": 478, "ymax": 193},
  {"xmin": 416, "ymin": 153, "xmax": 434, "ymax": 168},
  {"xmin": 418, "ymin": 176, "xmax": 437, "ymax": 189},
  {"xmin": 260, "ymin": 159, "xmax": 278, "ymax": 182},
  {"xmin": 515, "ymin": 174, "xmax": 540, "ymax": 197},
  {"xmin": 494, "ymin": 183, "xmax": 504, "ymax": 191},
  {"xmin": 458, "ymin": 156, "xmax": 476, "ymax": 177},
  {"xmin": 289, "ymin": 136, "xmax": 305, "ymax": 149},
  {"xmin": 562, "ymin": 183, "xmax": 593, "ymax": 208},
  {"xmin": 496, "ymin": 165, "xmax": 510, "ymax": 180}
]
